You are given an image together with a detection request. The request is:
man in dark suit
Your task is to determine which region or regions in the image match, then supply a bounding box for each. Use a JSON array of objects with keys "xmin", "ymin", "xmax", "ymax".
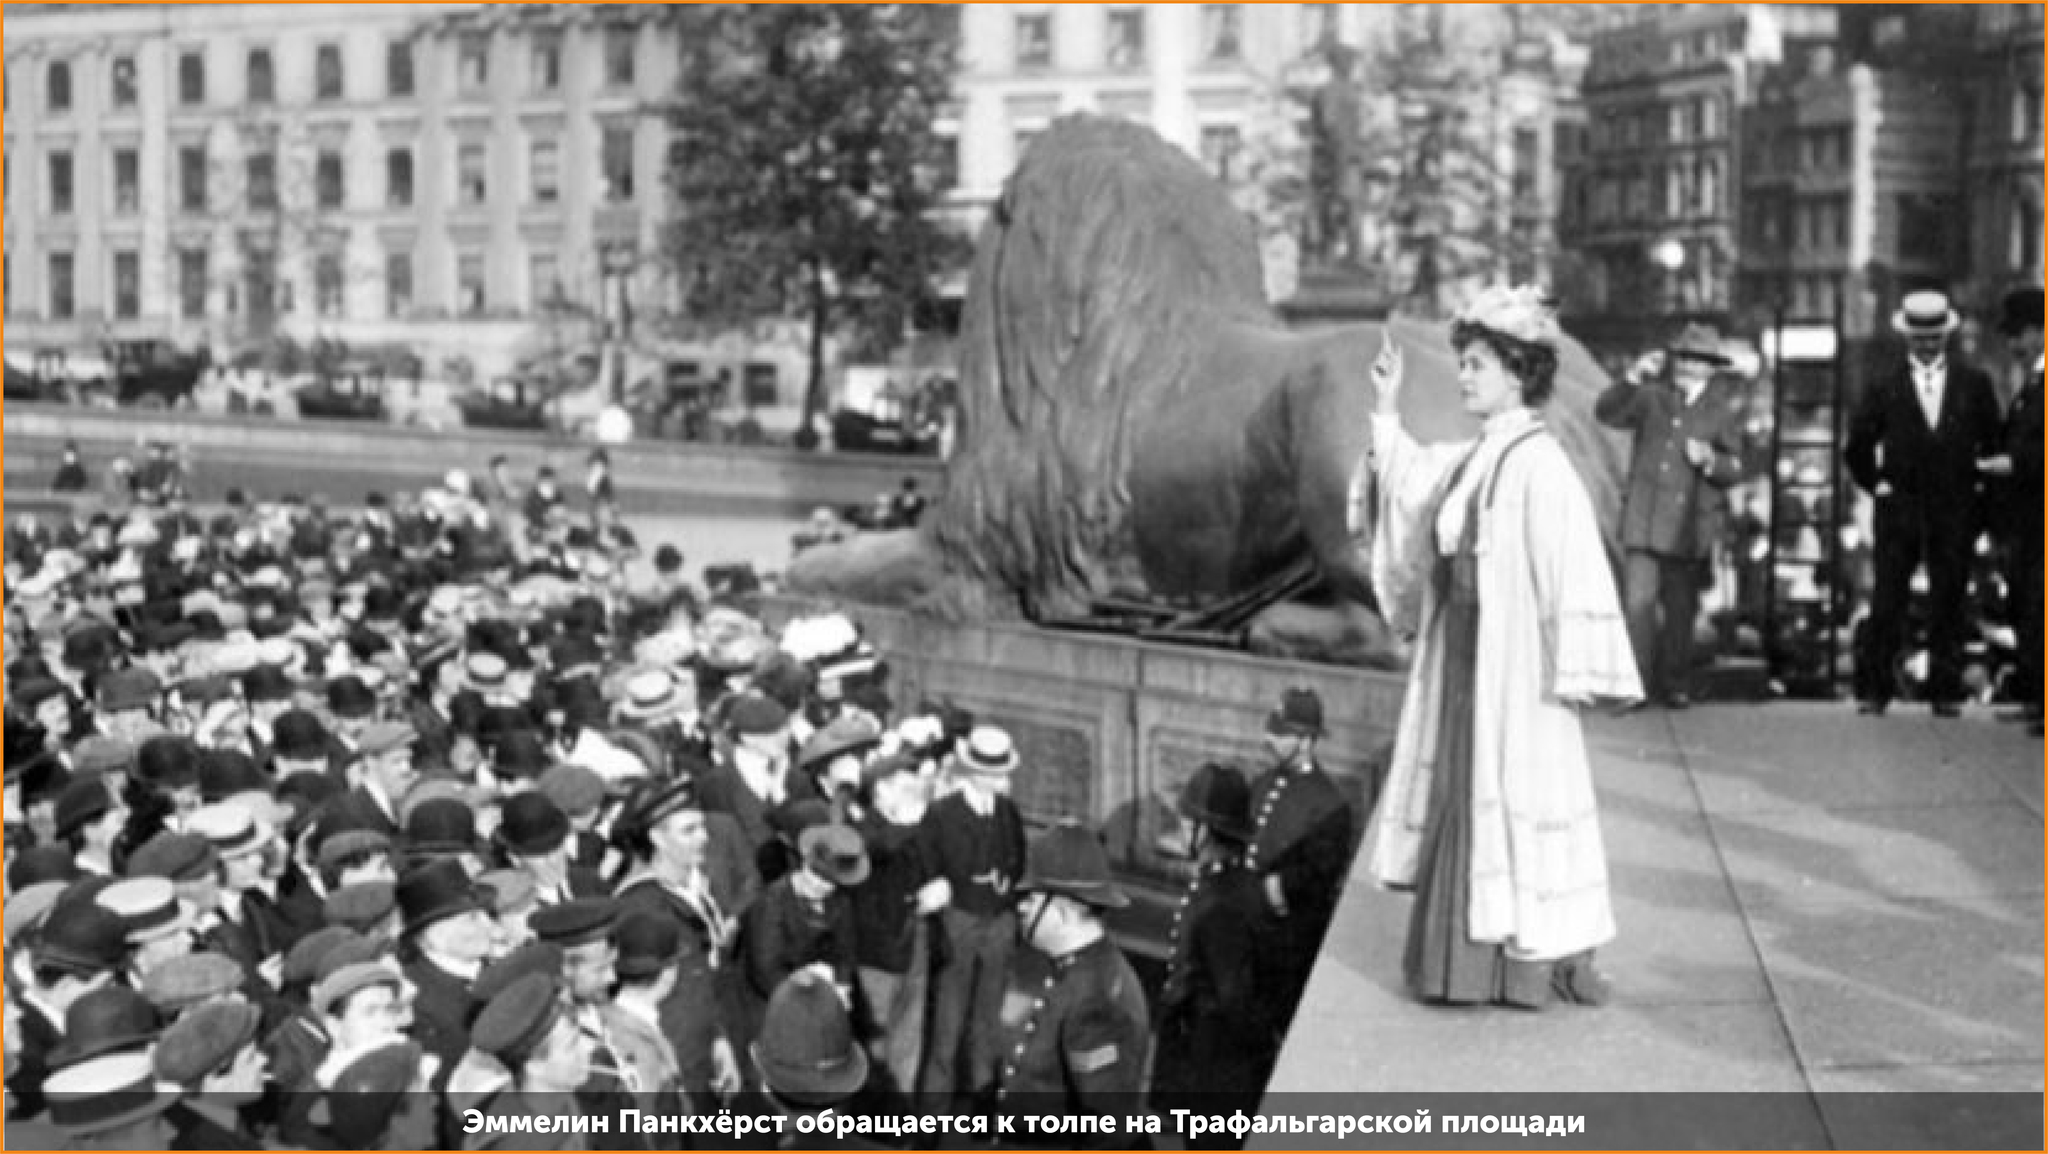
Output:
[
  {"xmin": 1597, "ymin": 323, "xmax": 1749, "ymax": 708},
  {"xmin": 1845, "ymin": 291, "xmax": 2006, "ymax": 716},
  {"xmin": 1988, "ymin": 287, "xmax": 2043, "ymax": 736}
]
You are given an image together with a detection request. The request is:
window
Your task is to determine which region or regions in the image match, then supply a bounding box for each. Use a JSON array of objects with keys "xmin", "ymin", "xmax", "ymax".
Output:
[
  {"xmin": 179, "ymin": 51, "xmax": 206, "ymax": 105},
  {"xmin": 530, "ymin": 251, "xmax": 560, "ymax": 309},
  {"xmin": 2013, "ymin": 195, "xmax": 2041, "ymax": 272},
  {"xmin": 2014, "ymin": 85, "xmax": 2041, "ymax": 145},
  {"xmin": 384, "ymin": 251, "xmax": 412, "ymax": 316},
  {"xmin": 49, "ymin": 253, "xmax": 75, "ymax": 320},
  {"xmin": 1667, "ymin": 103, "xmax": 1688, "ymax": 144},
  {"xmin": 531, "ymin": 37, "xmax": 561, "ymax": 93},
  {"xmin": 1697, "ymin": 157, "xmax": 1720, "ymax": 214},
  {"xmin": 1699, "ymin": 95, "xmax": 1722, "ymax": 139},
  {"xmin": 601, "ymin": 126, "xmax": 634, "ymax": 203},
  {"xmin": 179, "ymin": 146, "xmax": 208, "ymax": 212},
  {"xmin": 1106, "ymin": 8, "xmax": 1146, "ymax": 69},
  {"xmin": 178, "ymin": 249, "xmax": 208, "ymax": 319},
  {"xmin": 1512, "ymin": 126, "xmax": 1540, "ymax": 202},
  {"xmin": 247, "ymin": 153, "xmax": 277, "ymax": 210},
  {"xmin": 316, "ymin": 44, "xmax": 344, "ymax": 101},
  {"xmin": 1014, "ymin": 13, "xmax": 1052, "ymax": 69},
  {"xmin": 458, "ymin": 251, "xmax": 486, "ymax": 316},
  {"xmin": 112, "ymin": 251, "xmax": 140, "ymax": 320},
  {"xmin": 47, "ymin": 60, "xmax": 71, "ymax": 113},
  {"xmin": 530, "ymin": 140, "xmax": 560, "ymax": 204},
  {"xmin": 604, "ymin": 26, "xmax": 636, "ymax": 87},
  {"xmin": 111, "ymin": 56, "xmax": 137, "ymax": 107},
  {"xmin": 316, "ymin": 150, "xmax": 345, "ymax": 209},
  {"xmin": 385, "ymin": 147, "xmax": 413, "ymax": 207},
  {"xmin": 247, "ymin": 48, "xmax": 274, "ymax": 104},
  {"xmin": 1202, "ymin": 6, "xmax": 1242, "ymax": 62},
  {"xmin": 48, "ymin": 152, "xmax": 73, "ymax": 214},
  {"xmin": 113, "ymin": 148, "xmax": 140, "ymax": 215},
  {"xmin": 459, "ymin": 35, "xmax": 489, "ymax": 93},
  {"xmin": 458, "ymin": 143, "xmax": 487, "ymax": 205},
  {"xmin": 1198, "ymin": 125, "xmax": 1240, "ymax": 182},
  {"xmin": 1664, "ymin": 163, "xmax": 1686, "ymax": 218},
  {"xmin": 315, "ymin": 253, "xmax": 344, "ymax": 317},
  {"xmin": 386, "ymin": 40, "xmax": 414, "ymax": 98}
]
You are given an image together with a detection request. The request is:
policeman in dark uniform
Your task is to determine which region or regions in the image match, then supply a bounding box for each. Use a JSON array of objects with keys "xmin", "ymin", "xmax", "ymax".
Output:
[
  {"xmin": 994, "ymin": 821, "xmax": 1148, "ymax": 1126},
  {"xmin": 1245, "ymin": 688, "xmax": 1357, "ymax": 1034},
  {"xmin": 1150, "ymin": 763, "xmax": 1277, "ymax": 1123}
]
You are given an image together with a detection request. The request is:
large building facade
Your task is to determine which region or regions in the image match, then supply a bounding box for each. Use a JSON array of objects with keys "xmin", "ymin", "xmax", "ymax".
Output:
[{"xmin": 3, "ymin": 3, "xmax": 679, "ymax": 369}]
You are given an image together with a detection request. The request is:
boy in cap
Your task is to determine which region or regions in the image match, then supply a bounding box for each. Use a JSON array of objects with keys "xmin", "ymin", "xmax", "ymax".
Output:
[
  {"xmin": 153, "ymin": 999, "xmax": 267, "ymax": 1148},
  {"xmin": 738, "ymin": 824, "xmax": 868, "ymax": 1021},
  {"xmin": 995, "ymin": 821, "xmax": 1148, "ymax": 1118}
]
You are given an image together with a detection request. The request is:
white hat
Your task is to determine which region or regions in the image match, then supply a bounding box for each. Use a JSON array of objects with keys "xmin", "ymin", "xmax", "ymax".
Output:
[
  {"xmin": 1891, "ymin": 290, "xmax": 1961, "ymax": 338},
  {"xmin": 954, "ymin": 726, "xmax": 1019, "ymax": 777}
]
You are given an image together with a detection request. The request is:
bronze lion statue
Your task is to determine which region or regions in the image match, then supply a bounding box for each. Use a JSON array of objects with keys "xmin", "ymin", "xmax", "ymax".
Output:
[{"xmin": 788, "ymin": 115, "xmax": 1625, "ymax": 666}]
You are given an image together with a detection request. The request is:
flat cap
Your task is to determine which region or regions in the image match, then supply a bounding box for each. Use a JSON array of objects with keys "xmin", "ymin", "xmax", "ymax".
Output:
[
  {"xmin": 139, "ymin": 951, "xmax": 246, "ymax": 1014},
  {"xmin": 311, "ymin": 955, "xmax": 405, "ymax": 1016},
  {"xmin": 324, "ymin": 882, "xmax": 399, "ymax": 934},
  {"xmin": 282, "ymin": 926, "xmax": 362, "ymax": 988},
  {"xmin": 725, "ymin": 693, "xmax": 790, "ymax": 737},
  {"xmin": 537, "ymin": 762, "xmax": 605, "ymax": 819},
  {"xmin": 317, "ymin": 828, "xmax": 392, "ymax": 871},
  {"xmin": 473, "ymin": 940, "xmax": 565, "ymax": 1007},
  {"xmin": 469, "ymin": 972, "xmax": 564, "ymax": 1066},
  {"xmin": 357, "ymin": 720, "xmax": 418, "ymax": 759},
  {"xmin": 152, "ymin": 999, "xmax": 261, "ymax": 1085},
  {"xmin": 13, "ymin": 678, "xmax": 69, "ymax": 710},
  {"xmin": 124, "ymin": 832, "xmax": 219, "ymax": 884},
  {"xmin": 69, "ymin": 737, "xmax": 134, "ymax": 778},
  {"xmin": 5, "ymin": 880, "xmax": 70, "ymax": 948},
  {"xmin": 96, "ymin": 668, "xmax": 161, "ymax": 713},
  {"xmin": 528, "ymin": 896, "xmax": 617, "ymax": 948},
  {"xmin": 476, "ymin": 869, "xmax": 537, "ymax": 915}
]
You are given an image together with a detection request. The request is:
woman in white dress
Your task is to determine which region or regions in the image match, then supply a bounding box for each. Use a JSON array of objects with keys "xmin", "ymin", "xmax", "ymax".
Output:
[{"xmin": 1362, "ymin": 286, "xmax": 1642, "ymax": 1008}]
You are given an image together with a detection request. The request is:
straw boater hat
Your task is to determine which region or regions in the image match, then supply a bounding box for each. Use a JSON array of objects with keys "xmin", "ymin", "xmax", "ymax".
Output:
[
  {"xmin": 617, "ymin": 668, "xmax": 696, "ymax": 724},
  {"xmin": 1891, "ymin": 290, "xmax": 1962, "ymax": 338}
]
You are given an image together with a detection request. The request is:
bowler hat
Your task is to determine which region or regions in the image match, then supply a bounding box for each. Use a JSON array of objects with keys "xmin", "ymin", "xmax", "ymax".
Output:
[
  {"xmin": 1177, "ymin": 762, "xmax": 1256, "ymax": 843},
  {"xmin": 498, "ymin": 792, "xmax": 571, "ymax": 857},
  {"xmin": 404, "ymin": 797, "xmax": 481, "ymax": 857},
  {"xmin": 1998, "ymin": 287, "xmax": 2044, "ymax": 337},
  {"xmin": 42, "ymin": 1052, "xmax": 179, "ymax": 1137},
  {"xmin": 242, "ymin": 664, "xmax": 296, "ymax": 704},
  {"xmin": 198, "ymin": 750, "xmax": 268, "ymax": 803},
  {"xmin": 752, "ymin": 969, "xmax": 868, "ymax": 1106},
  {"xmin": 326, "ymin": 676, "xmax": 376, "ymax": 720},
  {"xmin": 491, "ymin": 729, "xmax": 551, "ymax": 782},
  {"xmin": 135, "ymin": 735, "xmax": 202, "ymax": 792},
  {"xmin": 1266, "ymin": 686, "xmax": 1326, "ymax": 738},
  {"xmin": 396, "ymin": 858, "xmax": 484, "ymax": 937},
  {"xmin": 272, "ymin": 709, "xmax": 331, "ymax": 761},
  {"xmin": 54, "ymin": 775, "xmax": 121, "ymax": 840},
  {"xmin": 49, "ymin": 987, "xmax": 162, "ymax": 1069},
  {"xmin": 1892, "ymin": 290, "xmax": 1962, "ymax": 338},
  {"xmin": 1018, "ymin": 820, "xmax": 1129, "ymax": 909},
  {"xmin": 797, "ymin": 823, "xmax": 871, "ymax": 887}
]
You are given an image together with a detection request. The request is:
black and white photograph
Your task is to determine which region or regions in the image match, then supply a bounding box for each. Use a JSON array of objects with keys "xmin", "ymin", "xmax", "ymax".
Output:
[{"xmin": 0, "ymin": 3, "xmax": 2041, "ymax": 1150}]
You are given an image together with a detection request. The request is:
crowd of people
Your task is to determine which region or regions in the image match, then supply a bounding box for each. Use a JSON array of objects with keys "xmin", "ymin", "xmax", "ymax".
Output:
[{"xmin": 0, "ymin": 451, "xmax": 1360, "ymax": 1150}]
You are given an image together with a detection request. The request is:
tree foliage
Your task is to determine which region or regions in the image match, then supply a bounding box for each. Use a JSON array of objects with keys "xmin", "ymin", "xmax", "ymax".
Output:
[{"xmin": 660, "ymin": 5, "xmax": 966, "ymax": 437}]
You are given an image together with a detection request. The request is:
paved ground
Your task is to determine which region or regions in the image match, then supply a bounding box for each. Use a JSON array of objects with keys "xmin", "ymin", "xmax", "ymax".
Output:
[{"xmin": 1265, "ymin": 702, "xmax": 2042, "ymax": 1143}]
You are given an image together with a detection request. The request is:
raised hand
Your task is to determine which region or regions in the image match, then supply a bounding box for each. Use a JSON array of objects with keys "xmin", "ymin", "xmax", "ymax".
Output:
[{"xmin": 1372, "ymin": 331, "xmax": 1406, "ymax": 417}]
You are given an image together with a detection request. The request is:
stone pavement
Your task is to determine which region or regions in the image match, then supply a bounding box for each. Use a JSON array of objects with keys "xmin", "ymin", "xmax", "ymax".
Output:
[{"xmin": 1264, "ymin": 703, "xmax": 2042, "ymax": 1141}]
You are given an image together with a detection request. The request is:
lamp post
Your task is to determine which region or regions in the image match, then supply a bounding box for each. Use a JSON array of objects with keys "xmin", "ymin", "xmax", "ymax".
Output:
[{"xmin": 1650, "ymin": 237, "xmax": 1687, "ymax": 317}]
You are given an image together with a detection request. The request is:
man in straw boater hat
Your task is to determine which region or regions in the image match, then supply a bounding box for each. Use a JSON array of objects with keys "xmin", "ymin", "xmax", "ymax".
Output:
[
  {"xmin": 1597, "ymin": 322, "xmax": 1748, "ymax": 709},
  {"xmin": 915, "ymin": 724, "xmax": 1028, "ymax": 1109},
  {"xmin": 993, "ymin": 820, "xmax": 1149, "ymax": 1119},
  {"xmin": 1846, "ymin": 290, "xmax": 2004, "ymax": 717}
]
